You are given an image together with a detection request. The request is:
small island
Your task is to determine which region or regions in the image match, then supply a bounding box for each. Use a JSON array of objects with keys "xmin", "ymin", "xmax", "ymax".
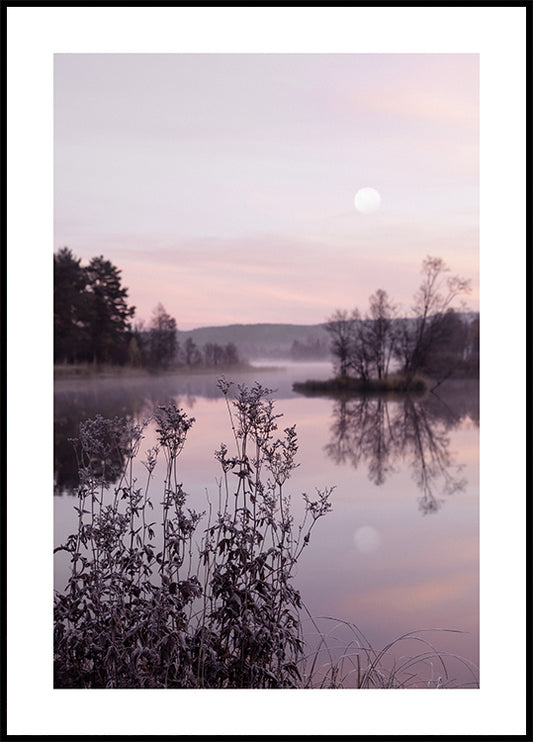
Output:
[
  {"xmin": 293, "ymin": 258, "xmax": 479, "ymax": 399},
  {"xmin": 294, "ymin": 374, "xmax": 428, "ymax": 397}
]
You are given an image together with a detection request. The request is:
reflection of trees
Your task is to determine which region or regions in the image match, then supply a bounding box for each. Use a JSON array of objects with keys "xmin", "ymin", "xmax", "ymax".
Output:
[
  {"xmin": 393, "ymin": 396, "xmax": 466, "ymax": 514},
  {"xmin": 54, "ymin": 366, "xmax": 313, "ymax": 495},
  {"xmin": 55, "ymin": 394, "xmax": 151, "ymax": 495},
  {"xmin": 325, "ymin": 383, "xmax": 477, "ymax": 514},
  {"xmin": 54, "ymin": 377, "xmax": 199, "ymax": 495},
  {"xmin": 325, "ymin": 397, "xmax": 396, "ymax": 486}
]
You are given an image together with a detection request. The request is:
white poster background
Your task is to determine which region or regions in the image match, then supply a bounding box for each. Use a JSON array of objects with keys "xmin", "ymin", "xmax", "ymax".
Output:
[{"xmin": 6, "ymin": 5, "xmax": 526, "ymax": 737}]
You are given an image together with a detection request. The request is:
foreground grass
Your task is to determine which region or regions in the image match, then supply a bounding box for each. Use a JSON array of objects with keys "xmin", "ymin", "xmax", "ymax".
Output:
[
  {"xmin": 293, "ymin": 374, "xmax": 428, "ymax": 398},
  {"xmin": 300, "ymin": 613, "xmax": 478, "ymax": 689}
]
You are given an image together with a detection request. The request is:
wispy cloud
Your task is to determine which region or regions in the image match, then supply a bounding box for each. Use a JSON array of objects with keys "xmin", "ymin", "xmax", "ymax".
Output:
[{"xmin": 55, "ymin": 53, "xmax": 478, "ymax": 327}]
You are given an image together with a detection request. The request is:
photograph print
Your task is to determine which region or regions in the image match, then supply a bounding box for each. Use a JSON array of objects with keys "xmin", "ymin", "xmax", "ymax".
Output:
[{"xmin": 53, "ymin": 52, "xmax": 480, "ymax": 691}]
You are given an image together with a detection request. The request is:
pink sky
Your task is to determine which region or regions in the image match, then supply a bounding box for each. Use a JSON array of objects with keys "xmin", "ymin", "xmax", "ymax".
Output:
[{"xmin": 54, "ymin": 54, "xmax": 479, "ymax": 329}]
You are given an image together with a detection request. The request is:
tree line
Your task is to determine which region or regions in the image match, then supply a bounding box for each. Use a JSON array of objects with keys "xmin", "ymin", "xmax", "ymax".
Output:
[
  {"xmin": 54, "ymin": 248, "xmax": 242, "ymax": 370},
  {"xmin": 325, "ymin": 256, "xmax": 479, "ymax": 385}
]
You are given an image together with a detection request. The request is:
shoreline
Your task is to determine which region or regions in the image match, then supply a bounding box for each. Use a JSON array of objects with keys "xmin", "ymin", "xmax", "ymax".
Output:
[{"xmin": 53, "ymin": 361, "xmax": 282, "ymax": 382}]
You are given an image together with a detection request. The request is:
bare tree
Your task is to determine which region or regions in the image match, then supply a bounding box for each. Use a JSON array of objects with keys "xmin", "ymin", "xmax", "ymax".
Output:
[
  {"xmin": 183, "ymin": 337, "xmax": 202, "ymax": 367},
  {"xmin": 346, "ymin": 309, "xmax": 373, "ymax": 382},
  {"xmin": 326, "ymin": 297, "xmax": 395, "ymax": 382},
  {"xmin": 396, "ymin": 256, "xmax": 471, "ymax": 379},
  {"xmin": 149, "ymin": 303, "xmax": 178, "ymax": 369},
  {"xmin": 366, "ymin": 289, "xmax": 396, "ymax": 380},
  {"xmin": 325, "ymin": 309, "xmax": 358, "ymax": 378}
]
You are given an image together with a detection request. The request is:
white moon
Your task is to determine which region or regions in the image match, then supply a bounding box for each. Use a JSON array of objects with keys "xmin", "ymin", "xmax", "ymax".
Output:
[
  {"xmin": 354, "ymin": 187, "xmax": 381, "ymax": 214},
  {"xmin": 353, "ymin": 525, "xmax": 382, "ymax": 553}
]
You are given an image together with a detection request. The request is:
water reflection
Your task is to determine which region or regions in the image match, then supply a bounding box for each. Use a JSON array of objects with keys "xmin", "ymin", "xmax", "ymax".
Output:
[
  {"xmin": 55, "ymin": 369, "xmax": 478, "ymax": 511},
  {"xmin": 325, "ymin": 386, "xmax": 477, "ymax": 514},
  {"xmin": 54, "ymin": 365, "xmax": 326, "ymax": 494},
  {"xmin": 54, "ymin": 376, "xmax": 200, "ymax": 494}
]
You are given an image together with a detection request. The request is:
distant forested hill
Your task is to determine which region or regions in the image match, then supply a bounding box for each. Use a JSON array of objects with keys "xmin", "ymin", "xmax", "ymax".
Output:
[
  {"xmin": 178, "ymin": 323, "xmax": 331, "ymax": 361},
  {"xmin": 178, "ymin": 313, "xmax": 479, "ymax": 363}
]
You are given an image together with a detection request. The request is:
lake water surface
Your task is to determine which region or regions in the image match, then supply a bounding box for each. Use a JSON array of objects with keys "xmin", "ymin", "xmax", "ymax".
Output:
[{"xmin": 54, "ymin": 362, "xmax": 479, "ymax": 687}]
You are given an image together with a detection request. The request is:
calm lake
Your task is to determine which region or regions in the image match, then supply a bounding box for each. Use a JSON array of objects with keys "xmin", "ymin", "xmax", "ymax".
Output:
[{"xmin": 54, "ymin": 361, "xmax": 479, "ymax": 688}]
